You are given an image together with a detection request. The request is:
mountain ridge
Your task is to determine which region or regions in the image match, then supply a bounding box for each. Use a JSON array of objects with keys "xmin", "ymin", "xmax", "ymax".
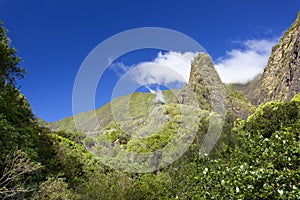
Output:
[
  {"xmin": 226, "ymin": 13, "xmax": 300, "ymax": 106},
  {"xmin": 49, "ymin": 13, "xmax": 300, "ymax": 135},
  {"xmin": 259, "ymin": 12, "xmax": 300, "ymax": 103}
]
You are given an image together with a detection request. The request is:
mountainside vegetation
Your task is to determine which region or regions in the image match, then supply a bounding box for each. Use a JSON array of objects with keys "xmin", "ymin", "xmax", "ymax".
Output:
[{"xmin": 0, "ymin": 13, "xmax": 300, "ymax": 199}]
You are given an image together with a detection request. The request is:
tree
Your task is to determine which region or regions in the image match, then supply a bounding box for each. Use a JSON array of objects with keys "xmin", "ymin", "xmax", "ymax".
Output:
[
  {"xmin": 0, "ymin": 21, "xmax": 36, "ymax": 170},
  {"xmin": 0, "ymin": 21, "xmax": 25, "ymax": 85},
  {"xmin": 0, "ymin": 81, "xmax": 37, "ymax": 169}
]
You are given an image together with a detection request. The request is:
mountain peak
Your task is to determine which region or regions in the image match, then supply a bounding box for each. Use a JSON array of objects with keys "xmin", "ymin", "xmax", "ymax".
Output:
[
  {"xmin": 258, "ymin": 13, "xmax": 300, "ymax": 103},
  {"xmin": 175, "ymin": 53, "xmax": 227, "ymax": 114}
]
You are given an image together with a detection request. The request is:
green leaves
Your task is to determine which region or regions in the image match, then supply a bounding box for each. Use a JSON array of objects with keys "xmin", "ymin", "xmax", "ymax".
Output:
[
  {"xmin": 164, "ymin": 94, "xmax": 300, "ymax": 199},
  {"xmin": 0, "ymin": 21, "xmax": 24, "ymax": 85},
  {"xmin": 0, "ymin": 82, "xmax": 38, "ymax": 168},
  {"xmin": 1, "ymin": 19, "xmax": 299, "ymax": 199},
  {"xmin": 245, "ymin": 99, "xmax": 299, "ymax": 137}
]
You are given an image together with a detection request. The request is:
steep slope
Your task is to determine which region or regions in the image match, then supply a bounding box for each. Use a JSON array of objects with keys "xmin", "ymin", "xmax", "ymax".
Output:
[
  {"xmin": 177, "ymin": 53, "xmax": 218, "ymax": 110},
  {"xmin": 179, "ymin": 53, "xmax": 254, "ymax": 119},
  {"xmin": 258, "ymin": 12, "xmax": 300, "ymax": 103}
]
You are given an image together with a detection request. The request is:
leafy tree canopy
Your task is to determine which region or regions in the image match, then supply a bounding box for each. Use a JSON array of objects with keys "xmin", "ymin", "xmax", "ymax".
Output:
[{"xmin": 0, "ymin": 21, "xmax": 25, "ymax": 85}]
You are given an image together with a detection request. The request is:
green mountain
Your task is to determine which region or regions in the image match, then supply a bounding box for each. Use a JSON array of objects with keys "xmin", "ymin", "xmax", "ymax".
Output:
[
  {"xmin": 49, "ymin": 53, "xmax": 254, "ymax": 132},
  {"xmin": 46, "ymin": 53, "xmax": 257, "ymax": 173},
  {"xmin": 1, "ymin": 12, "xmax": 300, "ymax": 200},
  {"xmin": 48, "ymin": 89, "xmax": 179, "ymax": 133},
  {"xmin": 50, "ymin": 11, "xmax": 300, "ymax": 133}
]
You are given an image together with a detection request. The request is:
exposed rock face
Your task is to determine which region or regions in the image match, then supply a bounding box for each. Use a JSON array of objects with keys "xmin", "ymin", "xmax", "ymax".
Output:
[
  {"xmin": 258, "ymin": 13, "xmax": 300, "ymax": 103},
  {"xmin": 177, "ymin": 53, "xmax": 226, "ymax": 112},
  {"xmin": 177, "ymin": 54, "xmax": 210, "ymax": 110}
]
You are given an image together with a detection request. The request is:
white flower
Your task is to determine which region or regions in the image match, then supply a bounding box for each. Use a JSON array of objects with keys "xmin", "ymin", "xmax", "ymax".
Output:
[
  {"xmin": 278, "ymin": 189, "xmax": 283, "ymax": 195},
  {"xmin": 248, "ymin": 185, "xmax": 254, "ymax": 189},
  {"xmin": 259, "ymin": 168, "xmax": 264, "ymax": 173},
  {"xmin": 292, "ymin": 185, "xmax": 297, "ymax": 190},
  {"xmin": 203, "ymin": 167, "xmax": 208, "ymax": 175},
  {"xmin": 236, "ymin": 186, "xmax": 240, "ymax": 193}
]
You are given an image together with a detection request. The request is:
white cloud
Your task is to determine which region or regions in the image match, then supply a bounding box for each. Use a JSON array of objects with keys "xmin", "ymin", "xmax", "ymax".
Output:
[
  {"xmin": 215, "ymin": 39, "xmax": 278, "ymax": 84},
  {"xmin": 110, "ymin": 51, "xmax": 199, "ymax": 86},
  {"xmin": 110, "ymin": 38, "xmax": 278, "ymax": 87}
]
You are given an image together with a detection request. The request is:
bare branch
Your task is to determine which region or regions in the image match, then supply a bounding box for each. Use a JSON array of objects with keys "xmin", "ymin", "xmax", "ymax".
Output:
[{"xmin": 0, "ymin": 149, "xmax": 42, "ymax": 199}]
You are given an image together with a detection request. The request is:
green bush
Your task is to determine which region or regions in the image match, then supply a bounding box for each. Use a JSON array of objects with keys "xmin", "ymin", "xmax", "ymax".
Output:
[{"xmin": 245, "ymin": 99, "xmax": 299, "ymax": 137}]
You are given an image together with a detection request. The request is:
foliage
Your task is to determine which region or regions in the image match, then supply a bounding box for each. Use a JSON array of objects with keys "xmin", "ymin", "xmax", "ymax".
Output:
[
  {"xmin": 33, "ymin": 177, "xmax": 80, "ymax": 200},
  {"xmin": 245, "ymin": 100, "xmax": 299, "ymax": 137},
  {"xmin": 34, "ymin": 89, "xmax": 300, "ymax": 199},
  {"xmin": 1, "ymin": 20, "xmax": 300, "ymax": 200},
  {"xmin": 47, "ymin": 90, "xmax": 179, "ymax": 133},
  {"xmin": 126, "ymin": 120, "xmax": 178, "ymax": 153},
  {"xmin": 0, "ymin": 21, "xmax": 24, "ymax": 85},
  {"xmin": 123, "ymin": 173, "xmax": 171, "ymax": 200},
  {"xmin": 291, "ymin": 93, "xmax": 300, "ymax": 103},
  {"xmin": 167, "ymin": 96, "xmax": 300, "ymax": 199},
  {"xmin": 0, "ymin": 60, "xmax": 38, "ymax": 172}
]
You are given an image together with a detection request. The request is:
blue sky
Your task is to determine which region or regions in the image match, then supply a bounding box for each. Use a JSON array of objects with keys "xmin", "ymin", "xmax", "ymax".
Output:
[{"xmin": 0, "ymin": 0, "xmax": 299, "ymax": 122}]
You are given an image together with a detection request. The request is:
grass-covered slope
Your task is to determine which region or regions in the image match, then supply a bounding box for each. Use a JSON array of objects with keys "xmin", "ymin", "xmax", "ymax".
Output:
[{"xmin": 48, "ymin": 89, "xmax": 179, "ymax": 132}]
